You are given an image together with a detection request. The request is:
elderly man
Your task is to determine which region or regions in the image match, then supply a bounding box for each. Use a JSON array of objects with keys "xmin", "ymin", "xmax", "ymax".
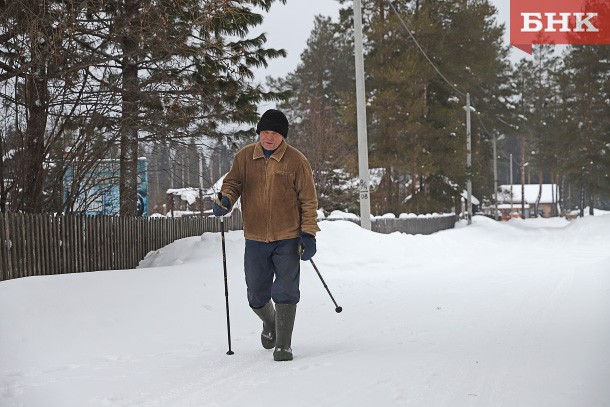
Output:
[{"xmin": 214, "ymin": 109, "xmax": 319, "ymax": 361}]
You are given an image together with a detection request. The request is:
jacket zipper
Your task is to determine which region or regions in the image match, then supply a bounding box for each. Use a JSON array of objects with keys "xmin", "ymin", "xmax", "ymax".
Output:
[{"xmin": 264, "ymin": 158, "xmax": 271, "ymax": 242}]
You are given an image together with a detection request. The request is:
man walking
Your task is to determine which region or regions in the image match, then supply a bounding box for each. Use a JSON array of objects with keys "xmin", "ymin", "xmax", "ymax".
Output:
[{"xmin": 213, "ymin": 109, "xmax": 320, "ymax": 361}]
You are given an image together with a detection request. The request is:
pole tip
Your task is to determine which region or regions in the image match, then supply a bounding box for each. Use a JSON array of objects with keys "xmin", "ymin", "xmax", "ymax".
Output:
[
  {"xmin": 335, "ymin": 306, "xmax": 343, "ymax": 313},
  {"xmin": 226, "ymin": 350, "xmax": 234, "ymax": 355}
]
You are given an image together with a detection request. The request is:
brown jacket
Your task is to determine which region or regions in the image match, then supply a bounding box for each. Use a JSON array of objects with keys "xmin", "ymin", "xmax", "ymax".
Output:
[{"xmin": 220, "ymin": 140, "xmax": 320, "ymax": 242}]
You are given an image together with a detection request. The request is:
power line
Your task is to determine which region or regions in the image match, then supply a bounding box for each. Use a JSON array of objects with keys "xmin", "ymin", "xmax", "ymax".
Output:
[
  {"xmin": 386, "ymin": 1, "xmax": 466, "ymax": 98},
  {"xmin": 387, "ymin": 0, "xmax": 514, "ymax": 137}
]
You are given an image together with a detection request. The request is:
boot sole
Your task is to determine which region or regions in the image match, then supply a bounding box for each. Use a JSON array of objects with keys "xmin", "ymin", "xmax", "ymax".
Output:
[{"xmin": 273, "ymin": 348, "xmax": 293, "ymax": 361}]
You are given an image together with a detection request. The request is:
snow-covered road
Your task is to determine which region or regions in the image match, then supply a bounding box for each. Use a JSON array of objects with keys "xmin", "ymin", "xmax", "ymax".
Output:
[{"xmin": 1, "ymin": 215, "xmax": 609, "ymax": 406}]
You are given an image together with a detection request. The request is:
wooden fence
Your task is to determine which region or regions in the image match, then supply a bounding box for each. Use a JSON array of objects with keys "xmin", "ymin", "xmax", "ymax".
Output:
[
  {"xmin": 0, "ymin": 212, "xmax": 242, "ymax": 282},
  {"xmin": 326, "ymin": 214, "xmax": 457, "ymax": 235},
  {"xmin": 0, "ymin": 211, "xmax": 455, "ymax": 282},
  {"xmin": 371, "ymin": 215, "xmax": 457, "ymax": 235}
]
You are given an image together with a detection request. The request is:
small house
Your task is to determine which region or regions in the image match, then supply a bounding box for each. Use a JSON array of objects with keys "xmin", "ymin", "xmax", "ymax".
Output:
[{"xmin": 497, "ymin": 184, "xmax": 560, "ymax": 218}]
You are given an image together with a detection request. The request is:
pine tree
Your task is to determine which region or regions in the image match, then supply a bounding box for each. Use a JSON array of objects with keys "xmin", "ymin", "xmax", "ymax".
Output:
[
  {"xmin": 1, "ymin": 0, "xmax": 289, "ymax": 214},
  {"xmin": 84, "ymin": 0, "xmax": 289, "ymax": 216},
  {"xmin": 541, "ymin": 0, "xmax": 610, "ymax": 213},
  {"xmin": 559, "ymin": 43, "xmax": 610, "ymax": 213},
  {"xmin": 0, "ymin": 0, "xmax": 104, "ymax": 212},
  {"xmin": 510, "ymin": 45, "xmax": 563, "ymax": 215},
  {"xmin": 335, "ymin": 0, "xmax": 510, "ymax": 214},
  {"xmin": 275, "ymin": 15, "xmax": 357, "ymax": 212}
]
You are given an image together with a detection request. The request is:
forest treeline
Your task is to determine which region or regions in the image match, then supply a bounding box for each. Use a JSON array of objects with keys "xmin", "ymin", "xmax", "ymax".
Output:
[
  {"xmin": 1, "ymin": 0, "xmax": 609, "ymax": 216},
  {"xmin": 278, "ymin": 0, "xmax": 610, "ymax": 214}
]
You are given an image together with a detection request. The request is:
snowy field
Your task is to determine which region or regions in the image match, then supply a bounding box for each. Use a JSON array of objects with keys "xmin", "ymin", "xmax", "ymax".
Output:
[{"xmin": 1, "ymin": 214, "xmax": 610, "ymax": 407}]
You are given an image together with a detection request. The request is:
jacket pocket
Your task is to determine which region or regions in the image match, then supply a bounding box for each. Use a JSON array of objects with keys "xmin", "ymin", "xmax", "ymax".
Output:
[{"xmin": 274, "ymin": 170, "xmax": 295, "ymax": 189}]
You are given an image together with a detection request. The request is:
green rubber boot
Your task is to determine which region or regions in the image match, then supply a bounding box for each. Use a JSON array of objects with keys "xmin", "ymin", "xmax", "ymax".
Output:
[
  {"xmin": 252, "ymin": 301, "xmax": 276, "ymax": 349},
  {"xmin": 273, "ymin": 303, "xmax": 296, "ymax": 361}
]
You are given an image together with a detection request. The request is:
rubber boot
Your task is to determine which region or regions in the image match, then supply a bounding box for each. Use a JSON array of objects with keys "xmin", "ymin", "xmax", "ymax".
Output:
[
  {"xmin": 252, "ymin": 301, "xmax": 276, "ymax": 349},
  {"xmin": 273, "ymin": 303, "xmax": 296, "ymax": 361}
]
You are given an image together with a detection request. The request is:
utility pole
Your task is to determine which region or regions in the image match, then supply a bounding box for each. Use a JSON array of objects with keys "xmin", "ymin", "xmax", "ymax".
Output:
[
  {"xmin": 199, "ymin": 152, "xmax": 205, "ymax": 216},
  {"xmin": 509, "ymin": 153, "xmax": 513, "ymax": 218},
  {"xmin": 520, "ymin": 135, "xmax": 526, "ymax": 219},
  {"xmin": 353, "ymin": 0, "xmax": 371, "ymax": 230},
  {"xmin": 492, "ymin": 134, "xmax": 506, "ymax": 221},
  {"xmin": 465, "ymin": 93, "xmax": 472, "ymax": 225}
]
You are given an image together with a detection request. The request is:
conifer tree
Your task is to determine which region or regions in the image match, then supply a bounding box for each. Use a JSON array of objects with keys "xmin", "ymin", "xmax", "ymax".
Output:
[
  {"xmin": 1, "ymin": 0, "xmax": 288, "ymax": 214},
  {"xmin": 511, "ymin": 45, "xmax": 563, "ymax": 214},
  {"xmin": 333, "ymin": 0, "xmax": 510, "ymax": 214},
  {"xmin": 84, "ymin": 0, "xmax": 289, "ymax": 215},
  {"xmin": 558, "ymin": 43, "xmax": 610, "ymax": 213},
  {"xmin": 275, "ymin": 15, "xmax": 357, "ymax": 212},
  {"xmin": 0, "ymin": 0, "xmax": 104, "ymax": 212}
]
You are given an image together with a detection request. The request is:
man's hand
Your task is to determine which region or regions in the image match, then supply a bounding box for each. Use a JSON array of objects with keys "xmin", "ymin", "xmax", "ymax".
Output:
[
  {"xmin": 299, "ymin": 232, "xmax": 316, "ymax": 261},
  {"xmin": 213, "ymin": 193, "xmax": 231, "ymax": 216}
]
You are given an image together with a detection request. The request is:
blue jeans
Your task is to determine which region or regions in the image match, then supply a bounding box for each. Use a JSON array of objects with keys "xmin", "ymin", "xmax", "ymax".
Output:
[{"xmin": 244, "ymin": 238, "xmax": 301, "ymax": 308}]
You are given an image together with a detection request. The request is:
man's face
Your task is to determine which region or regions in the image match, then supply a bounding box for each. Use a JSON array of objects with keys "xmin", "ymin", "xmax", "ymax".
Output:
[{"xmin": 259, "ymin": 130, "xmax": 284, "ymax": 151}]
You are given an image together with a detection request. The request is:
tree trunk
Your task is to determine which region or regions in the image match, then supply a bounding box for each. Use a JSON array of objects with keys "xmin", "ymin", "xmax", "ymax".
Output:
[
  {"xmin": 21, "ymin": 43, "xmax": 49, "ymax": 213},
  {"xmin": 535, "ymin": 167, "xmax": 542, "ymax": 217},
  {"xmin": 119, "ymin": 1, "xmax": 140, "ymax": 217}
]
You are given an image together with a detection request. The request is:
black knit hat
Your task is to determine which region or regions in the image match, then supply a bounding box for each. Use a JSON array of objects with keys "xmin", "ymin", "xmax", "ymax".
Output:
[{"xmin": 256, "ymin": 109, "xmax": 289, "ymax": 139}]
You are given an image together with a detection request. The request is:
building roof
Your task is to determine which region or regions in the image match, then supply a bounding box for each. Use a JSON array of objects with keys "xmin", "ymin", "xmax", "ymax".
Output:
[
  {"xmin": 497, "ymin": 184, "xmax": 558, "ymax": 204},
  {"xmin": 460, "ymin": 190, "xmax": 480, "ymax": 205}
]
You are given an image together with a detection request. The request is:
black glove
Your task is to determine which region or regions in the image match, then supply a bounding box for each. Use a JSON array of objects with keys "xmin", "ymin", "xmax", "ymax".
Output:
[
  {"xmin": 213, "ymin": 193, "xmax": 231, "ymax": 216},
  {"xmin": 299, "ymin": 232, "xmax": 316, "ymax": 261}
]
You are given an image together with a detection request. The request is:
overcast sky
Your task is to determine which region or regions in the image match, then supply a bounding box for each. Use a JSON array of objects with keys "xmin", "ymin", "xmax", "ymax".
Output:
[{"xmin": 252, "ymin": 0, "xmax": 516, "ymax": 85}]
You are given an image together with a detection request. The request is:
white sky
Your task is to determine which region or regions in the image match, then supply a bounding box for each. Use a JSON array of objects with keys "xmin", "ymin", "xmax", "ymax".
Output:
[{"xmin": 252, "ymin": 0, "xmax": 343, "ymax": 83}]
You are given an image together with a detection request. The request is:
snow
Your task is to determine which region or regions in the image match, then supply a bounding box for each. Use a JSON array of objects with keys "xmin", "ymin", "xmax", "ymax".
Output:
[
  {"xmin": 327, "ymin": 210, "xmax": 360, "ymax": 220},
  {"xmin": 498, "ymin": 184, "xmax": 558, "ymax": 204},
  {"xmin": 166, "ymin": 187, "xmax": 202, "ymax": 205},
  {"xmin": 1, "ymin": 215, "xmax": 610, "ymax": 406},
  {"xmin": 460, "ymin": 189, "xmax": 481, "ymax": 205},
  {"xmin": 166, "ymin": 175, "xmax": 225, "ymax": 206}
]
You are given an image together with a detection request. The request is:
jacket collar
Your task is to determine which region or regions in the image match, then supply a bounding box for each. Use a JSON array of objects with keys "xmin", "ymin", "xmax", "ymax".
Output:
[{"xmin": 253, "ymin": 140, "xmax": 288, "ymax": 162}]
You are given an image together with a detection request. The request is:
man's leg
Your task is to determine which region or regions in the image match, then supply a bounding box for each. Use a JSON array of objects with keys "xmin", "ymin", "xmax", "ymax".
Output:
[
  {"xmin": 270, "ymin": 237, "xmax": 300, "ymax": 361},
  {"xmin": 270, "ymin": 237, "xmax": 301, "ymax": 305},
  {"xmin": 244, "ymin": 239, "xmax": 274, "ymax": 308},
  {"xmin": 245, "ymin": 240, "xmax": 276, "ymax": 349}
]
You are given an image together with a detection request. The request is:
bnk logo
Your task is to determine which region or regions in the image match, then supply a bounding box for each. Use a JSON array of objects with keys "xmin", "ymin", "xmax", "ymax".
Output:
[
  {"xmin": 522, "ymin": 12, "xmax": 599, "ymax": 33},
  {"xmin": 510, "ymin": 0, "xmax": 610, "ymax": 54}
]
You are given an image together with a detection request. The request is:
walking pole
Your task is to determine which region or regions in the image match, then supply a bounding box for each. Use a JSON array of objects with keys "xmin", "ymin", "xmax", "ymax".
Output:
[
  {"xmin": 301, "ymin": 245, "xmax": 342, "ymax": 313},
  {"xmin": 220, "ymin": 216, "xmax": 234, "ymax": 355}
]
